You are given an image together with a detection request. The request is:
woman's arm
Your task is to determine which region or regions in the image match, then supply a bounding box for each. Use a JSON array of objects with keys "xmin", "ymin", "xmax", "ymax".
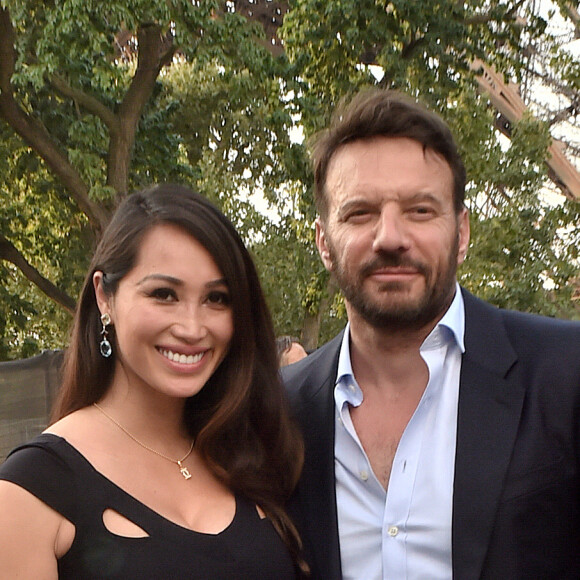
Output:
[{"xmin": 0, "ymin": 480, "xmax": 73, "ymax": 579}]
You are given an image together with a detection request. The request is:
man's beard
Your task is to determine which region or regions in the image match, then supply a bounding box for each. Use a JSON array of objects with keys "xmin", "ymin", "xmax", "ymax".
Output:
[{"xmin": 328, "ymin": 238, "xmax": 459, "ymax": 331}]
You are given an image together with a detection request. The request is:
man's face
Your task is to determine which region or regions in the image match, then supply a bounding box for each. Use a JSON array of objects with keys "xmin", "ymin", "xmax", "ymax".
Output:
[{"xmin": 316, "ymin": 136, "xmax": 470, "ymax": 331}]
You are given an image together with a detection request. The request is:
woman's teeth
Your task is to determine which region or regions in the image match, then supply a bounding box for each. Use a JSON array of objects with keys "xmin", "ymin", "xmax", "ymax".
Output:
[{"xmin": 160, "ymin": 349, "xmax": 204, "ymax": 364}]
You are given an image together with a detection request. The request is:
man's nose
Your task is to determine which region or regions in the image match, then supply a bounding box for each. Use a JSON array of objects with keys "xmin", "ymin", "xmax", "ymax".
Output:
[{"xmin": 372, "ymin": 208, "xmax": 410, "ymax": 254}]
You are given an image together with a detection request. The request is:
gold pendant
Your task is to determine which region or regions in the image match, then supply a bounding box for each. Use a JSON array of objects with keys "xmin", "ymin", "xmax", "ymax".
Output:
[{"xmin": 177, "ymin": 460, "xmax": 192, "ymax": 480}]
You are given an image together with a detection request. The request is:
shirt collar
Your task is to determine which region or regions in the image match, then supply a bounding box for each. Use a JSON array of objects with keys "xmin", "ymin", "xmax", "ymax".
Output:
[{"xmin": 336, "ymin": 283, "xmax": 465, "ymax": 386}]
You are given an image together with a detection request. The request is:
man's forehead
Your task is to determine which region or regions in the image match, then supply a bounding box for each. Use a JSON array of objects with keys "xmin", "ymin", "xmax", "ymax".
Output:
[
  {"xmin": 325, "ymin": 139, "xmax": 454, "ymax": 201},
  {"xmin": 329, "ymin": 136, "xmax": 449, "ymax": 165}
]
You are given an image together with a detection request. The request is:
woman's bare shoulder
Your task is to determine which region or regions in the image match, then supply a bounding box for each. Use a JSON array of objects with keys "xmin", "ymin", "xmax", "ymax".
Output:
[{"xmin": 0, "ymin": 479, "xmax": 68, "ymax": 578}]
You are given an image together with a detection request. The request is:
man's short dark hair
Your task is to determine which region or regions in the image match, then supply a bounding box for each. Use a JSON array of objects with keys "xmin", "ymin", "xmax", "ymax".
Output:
[{"xmin": 310, "ymin": 89, "xmax": 467, "ymax": 219}]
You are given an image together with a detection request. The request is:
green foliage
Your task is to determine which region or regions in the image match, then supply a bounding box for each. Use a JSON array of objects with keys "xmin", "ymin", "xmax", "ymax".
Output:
[
  {"xmin": 0, "ymin": 0, "xmax": 578, "ymax": 359},
  {"xmin": 280, "ymin": 0, "xmax": 579, "ymax": 339},
  {"xmin": 460, "ymin": 111, "xmax": 578, "ymax": 316},
  {"xmin": 0, "ymin": 123, "xmax": 88, "ymax": 357},
  {"xmin": 0, "ymin": 0, "xmax": 276, "ymax": 357}
]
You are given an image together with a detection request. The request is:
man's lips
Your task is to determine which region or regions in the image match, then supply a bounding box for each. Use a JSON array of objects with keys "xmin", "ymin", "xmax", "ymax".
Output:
[
  {"xmin": 370, "ymin": 266, "xmax": 418, "ymax": 275},
  {"xmin": 367, "ymin": 267, "xmax": 420, "ymax": 282},
  {"xmin": 361, "ymin": 256, "xmax": 428, "ymax": 280}
]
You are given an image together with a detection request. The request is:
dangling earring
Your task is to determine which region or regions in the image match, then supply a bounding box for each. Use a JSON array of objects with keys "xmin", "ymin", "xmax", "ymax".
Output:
[{"xmin": 99, "ymin": 313, "xmax": 112, "ymax": 358}]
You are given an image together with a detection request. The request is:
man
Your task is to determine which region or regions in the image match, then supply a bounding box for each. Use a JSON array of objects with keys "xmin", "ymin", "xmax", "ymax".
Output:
[{"xmin": 283, "ymin": 89, "xmax": 580, "ymax": 580}]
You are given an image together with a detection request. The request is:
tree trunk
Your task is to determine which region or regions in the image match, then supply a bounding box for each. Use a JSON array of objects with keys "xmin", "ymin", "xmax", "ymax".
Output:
[{"xmin": 301, "ymin": 279, "xmax": 339, "ymax": 351}]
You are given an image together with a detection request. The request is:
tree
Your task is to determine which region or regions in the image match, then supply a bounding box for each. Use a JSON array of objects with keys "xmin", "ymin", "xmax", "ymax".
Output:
[
  {"xmin": 1, "ymin": 0, "xmax": 579, "ymax": 359},
  {"xmin": 0, "ymin": 0, "xmax": 296, "ymax": 357},
  {"xmin": 279, "ymin": 0, "xmax": 580, "ymax": 334}
]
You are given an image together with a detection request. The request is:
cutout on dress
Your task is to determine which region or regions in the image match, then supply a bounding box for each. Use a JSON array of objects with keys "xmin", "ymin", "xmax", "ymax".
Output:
[{"xmin": 102, "ymin": 508, "xmax": 150, "ymax": 538}]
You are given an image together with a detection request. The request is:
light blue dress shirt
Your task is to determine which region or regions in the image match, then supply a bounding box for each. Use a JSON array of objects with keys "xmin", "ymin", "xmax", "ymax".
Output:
[{"xmin": 334, "ymin": 285, "xmax": 465, "ymax": 580}]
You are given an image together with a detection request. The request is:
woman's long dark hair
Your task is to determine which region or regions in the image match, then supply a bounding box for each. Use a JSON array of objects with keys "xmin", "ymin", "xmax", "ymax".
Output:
[{"xmin": 52, "ymin": 184, "xmax": 306, "ymax": 573}]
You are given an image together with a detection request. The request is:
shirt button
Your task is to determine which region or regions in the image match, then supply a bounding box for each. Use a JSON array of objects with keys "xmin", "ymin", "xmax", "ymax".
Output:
[
  {"xmin": 349, "ymin": 384, "xmax": 356, "ymax": 393},
  {"xmin": 387, "ymin": 525, "xmax": 399, "ymax": 537},
  {"xmin": 360, "ymin": 470, "xmax": 369, "ymax": 481}
]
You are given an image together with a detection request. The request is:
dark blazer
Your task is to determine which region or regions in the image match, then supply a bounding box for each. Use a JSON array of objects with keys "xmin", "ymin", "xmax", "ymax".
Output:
[{"xmin": 283, "ymin": 288, "xmax": 580, "ymax": 579}]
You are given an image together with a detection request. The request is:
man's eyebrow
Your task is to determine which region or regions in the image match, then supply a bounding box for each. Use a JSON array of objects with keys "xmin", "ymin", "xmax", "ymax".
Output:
[{"xmin": 408, "ymin": 192, "xmax": 442, "ymax": 203}]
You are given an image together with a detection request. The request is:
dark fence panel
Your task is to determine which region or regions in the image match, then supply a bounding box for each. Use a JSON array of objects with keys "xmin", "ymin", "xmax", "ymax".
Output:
[{"xmin": 0, "ymin": 350, "xmax": 63, "ymax": 460}]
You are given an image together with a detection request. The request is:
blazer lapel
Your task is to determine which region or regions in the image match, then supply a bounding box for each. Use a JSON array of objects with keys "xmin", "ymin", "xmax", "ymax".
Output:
[
  {"xmin": 285, "ymin": 333, "xmax": 343, "ymax": 580},
  {"xmin": 452, "ymin": 290, "xmax": 524, "ymax": 579}
]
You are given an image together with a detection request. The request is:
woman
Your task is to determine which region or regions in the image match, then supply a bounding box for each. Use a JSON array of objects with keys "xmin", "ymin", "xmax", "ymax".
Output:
[{"xmin": 0, "ymin": 184, "xmax": 306, "ymax": 578}]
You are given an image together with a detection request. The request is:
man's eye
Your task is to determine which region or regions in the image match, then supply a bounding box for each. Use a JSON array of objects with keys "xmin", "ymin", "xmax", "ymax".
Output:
[
  {"xmin": 345, "ymin": 209, "xmax": 371, "ymax": 221},
  {"xmin": 149, "ymin": 288, "xmax": 177, "ymax": 302},
  {"xmin": 411, "ymin": 206, "xmax": 434, "ymax": 217}
]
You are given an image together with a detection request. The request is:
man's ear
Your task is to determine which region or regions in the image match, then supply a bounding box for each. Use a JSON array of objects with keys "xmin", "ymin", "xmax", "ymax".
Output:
[
  {"xmin": 315, "ymin": 218, "xmax": 334, "ymax": 271},
  {"xmin": 457, "ymin": 207, "xmax": 470, "ymax": 265}
]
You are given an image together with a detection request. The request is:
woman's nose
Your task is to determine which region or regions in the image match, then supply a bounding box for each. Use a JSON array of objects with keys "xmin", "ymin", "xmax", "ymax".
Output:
[{"xmin": 171, "ymin": 305, "xmax": 208, "ymax": 341}]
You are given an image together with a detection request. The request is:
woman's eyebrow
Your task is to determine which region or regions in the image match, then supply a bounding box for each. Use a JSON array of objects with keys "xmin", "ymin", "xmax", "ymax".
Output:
[
  {"xmin": 136, "ymin": 274, "xmax": 183, "ymax": 286},
  {"xmin": 136, "ymin": 274, "xmax": 229, "ymax": 288},
  {"xmin": 206, "ymin": 278, "xmax": 229, "ymax": 289}
]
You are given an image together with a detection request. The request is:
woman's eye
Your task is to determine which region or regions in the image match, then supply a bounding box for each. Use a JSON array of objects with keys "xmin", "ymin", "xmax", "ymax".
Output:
[
  {"xmin": 149, "ymin": 288, "xmax": 177, "ymax": 302},
  {"xmin": 207, "ymin": 291, "xmax": 231, "ymax": 306}
]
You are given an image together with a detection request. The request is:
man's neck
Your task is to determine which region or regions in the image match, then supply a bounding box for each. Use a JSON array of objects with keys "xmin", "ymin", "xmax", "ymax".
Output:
[{"xmin": 346, "ymin": 307, "xmax": 444, "ymax": 396}]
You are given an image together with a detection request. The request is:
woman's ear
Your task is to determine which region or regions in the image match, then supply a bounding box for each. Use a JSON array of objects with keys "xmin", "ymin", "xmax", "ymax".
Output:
[{"xmin": 93, "ymin": 271, "xmax": 111, "ymax": 317}]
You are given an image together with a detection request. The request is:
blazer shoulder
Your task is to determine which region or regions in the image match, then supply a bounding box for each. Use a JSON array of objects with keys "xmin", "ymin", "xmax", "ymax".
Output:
[
  {"xmin": 281, "ymin": 331, "xmax": 343, "ymax": 403},
  {"xmin": 500, "ymin": 306, "xmax": 580, "ymax": 337},
  {"xmin": 501, "ymin": 308, "xmax": 580, "ymax": 368},
  {"xmin": 463, "ymin": 287, "xmax": 580, "ymax": 335},
  {"xmin": 462, "ymin": 287, "xmax": 580, "ymax": 367}
]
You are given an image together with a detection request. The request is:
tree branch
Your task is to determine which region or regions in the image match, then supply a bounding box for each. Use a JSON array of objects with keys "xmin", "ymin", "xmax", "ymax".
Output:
[
  {"xmin": 464, "ymin": 0, "xmax": 526, "ymax": 25},
  {"xmin": 0, "ymin": 7, "xmax": 111, "ymax": 233},
  {"xmin": 233, "ymin": 0, "xmax": 289, "ymax": 57},
  {"xmin": 401, "ymin": 35, "xmax": 427, "ymax": 60},
  {"xmin": 548, "ymin": 100, "xmax": 579, "ymax": 126},
  {"xmin": 49, "ymin": 74, "xmax": 117, "ymax": 130},
  {"xmin": 0, "ymin": 234, "xmax": 76, "ymax": 314},
  {"xmin": 560, "ymin": 1, "xmax": 580, "ymax": 38},
  {"xmin": 107, "ymin": 23, "xmax": 175, "ymax": 196}
]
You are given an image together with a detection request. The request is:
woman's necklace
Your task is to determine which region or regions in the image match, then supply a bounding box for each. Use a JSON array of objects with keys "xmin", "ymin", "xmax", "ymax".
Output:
[{"xmin": 93, "ymin": 403, "xmax": 195, "ymax": 480}]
